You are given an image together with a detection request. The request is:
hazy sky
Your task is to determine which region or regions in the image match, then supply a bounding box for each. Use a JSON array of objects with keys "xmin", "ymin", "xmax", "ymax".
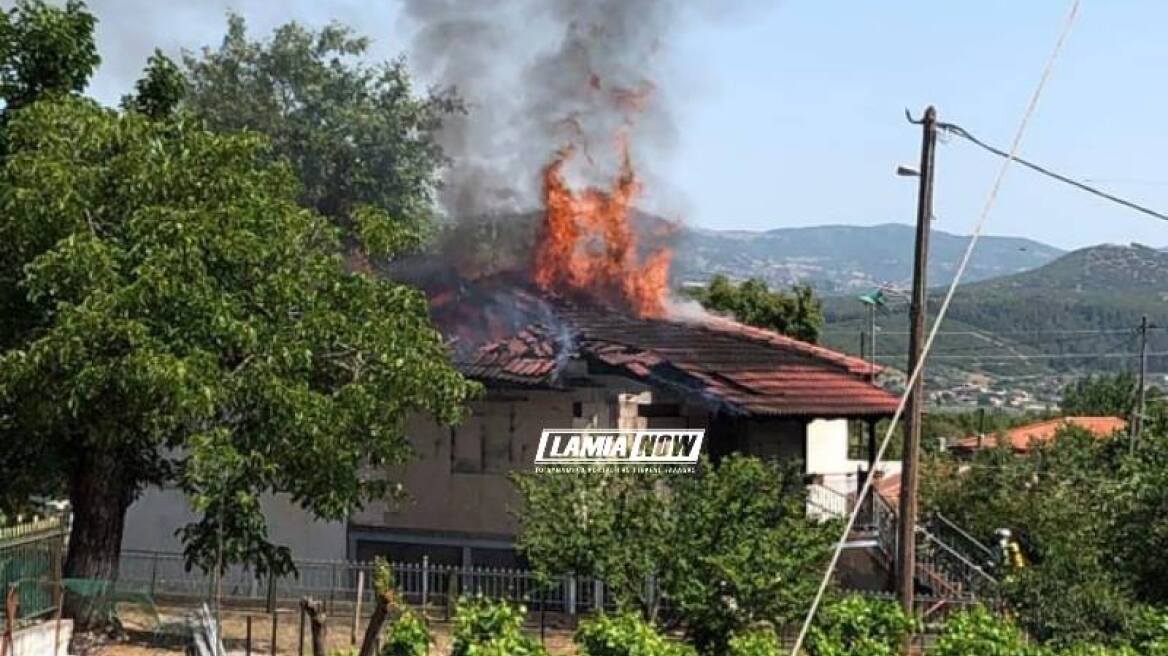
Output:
[{"xmin": 28, "ymin": 1, "xmax": 1168, "ymax": 250}]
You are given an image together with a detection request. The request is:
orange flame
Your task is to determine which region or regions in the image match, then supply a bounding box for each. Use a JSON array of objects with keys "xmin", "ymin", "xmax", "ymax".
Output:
[{"xmin": 532, "ymin": 138, "xmax": 671, "ymax": 317}]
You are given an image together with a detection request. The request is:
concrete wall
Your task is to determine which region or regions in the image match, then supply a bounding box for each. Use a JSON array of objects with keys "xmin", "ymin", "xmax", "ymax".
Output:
[
  {"xmin": 8, "ymin": 619, "xmax": 71, "ymax": 656},
  {"xmin": 805, "ymin": 418, "xmax": 856, "ymax": 475},
  {"xmin": 122, "ymin": 487, "xmax": 346, "ymax": 561}
]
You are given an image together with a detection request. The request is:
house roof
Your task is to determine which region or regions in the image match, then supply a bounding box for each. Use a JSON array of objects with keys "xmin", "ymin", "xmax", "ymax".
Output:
[
  {"xmin": 450, "ymin": 291, "xmax": 898, "ymax": 418},
  {"xmin": 950, "ymin": 416, "xmax": 1127, "ymax": 454}
]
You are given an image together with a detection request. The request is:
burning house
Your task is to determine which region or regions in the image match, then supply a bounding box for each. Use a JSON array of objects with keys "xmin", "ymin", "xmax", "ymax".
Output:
[
  {"xmin": 346, "ymin": 275, "xmax": 900, "ymax": 566},
  {"xmin": 348, "ymin": 140, "xmax": 899, "ymax": 566}
]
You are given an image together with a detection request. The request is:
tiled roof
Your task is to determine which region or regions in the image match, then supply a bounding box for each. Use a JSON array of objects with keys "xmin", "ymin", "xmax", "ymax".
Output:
[
  {"xmin": 951, "ymin": 416, "xmax": 1127, "ymax": 453},
  {"xmin": 451, "ymin": 293, "xmax": 898, "ymax": 418}
]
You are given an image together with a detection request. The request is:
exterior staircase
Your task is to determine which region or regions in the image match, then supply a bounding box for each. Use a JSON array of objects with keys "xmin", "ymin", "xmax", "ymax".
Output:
[{"xmin": 808, "ymin": 483, "xmax": 998, "ymax": 618}]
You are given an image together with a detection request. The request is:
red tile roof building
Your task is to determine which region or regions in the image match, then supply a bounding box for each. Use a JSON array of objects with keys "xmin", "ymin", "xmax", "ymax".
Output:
[
  {"xmin": 455, "ymin": 296, "xmax": 900, "ymax": 419},
  {"xmin": 950, "ymin": 416, "xmax": 1127, "ymax": 454}
]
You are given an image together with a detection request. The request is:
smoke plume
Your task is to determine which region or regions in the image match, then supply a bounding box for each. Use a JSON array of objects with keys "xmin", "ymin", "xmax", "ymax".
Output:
[{"xmin": 402, "ymin": 0, "xmax": 686, "ymax": 221}]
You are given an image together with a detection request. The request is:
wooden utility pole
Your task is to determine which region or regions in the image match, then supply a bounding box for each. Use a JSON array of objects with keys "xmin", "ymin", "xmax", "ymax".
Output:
[
  {"xmin": 897, "ymin": 105, "xmax": 938, "ymax": 628},
  {"xmin": 1133, "ymin": 315, "xmax": 1149, "ymax": 448}
]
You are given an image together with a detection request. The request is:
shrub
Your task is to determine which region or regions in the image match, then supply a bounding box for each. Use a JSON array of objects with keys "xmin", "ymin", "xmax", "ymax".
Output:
[
  {"xmin": 932, "ymin": 606, "xmax": 1038, "ymax": 656},
  {"xmin": 1056, "ymin": 645, "xmax": 1138, "ymax": 656},
  {"xmin": 726, "ymin": 627, "xmax": 783, "ymax": 656},
  {"xmin": 382, "ymin": 608, "xmax": 431, "ymax": 656},
  {"xmin": 575, "ymin": 612, "xmax": 696, "ymax": 656},
  {"xmin": 451, "ymin": 597, "xmax": 547, "ymax": 656},
  {"xmin": 805, "ymin": 596, "xmax": 915, "ymax": 656},
  {"xmin": 1124, "ymin": 607, "xmax": 1168, "ymax": 656}
]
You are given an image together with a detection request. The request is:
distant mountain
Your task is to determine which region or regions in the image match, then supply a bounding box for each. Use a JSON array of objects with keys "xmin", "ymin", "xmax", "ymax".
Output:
[
  {"xmin": 821, "ymin": 243, "xmax": 1168, "ymax": 389},
  {"xmin": 672, "ymin": 223, "xmax": 1063, "ymax": 294}
]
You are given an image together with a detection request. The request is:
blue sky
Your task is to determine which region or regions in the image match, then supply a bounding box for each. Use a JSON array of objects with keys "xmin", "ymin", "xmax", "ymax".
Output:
[{"xmin": 70, "ymin": 1, "xmax": 1168, "ymax": 250}]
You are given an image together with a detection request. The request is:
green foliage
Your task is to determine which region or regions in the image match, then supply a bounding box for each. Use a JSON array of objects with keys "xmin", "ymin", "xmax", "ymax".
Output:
[
  {"xmin": 725, "ymin": 628, "xmax": 782, "ymax": 656},
  {"xmin": 1123, "ymin": 607, "xmax": 1168, "ymax": 656},
  {"xmin": 931, "ymin": 607, "xmax": 1037, "ymax": 656},
  {"xmin": 382, "ymin": 608, "xmax": 431, "ymax": 656},
  {"xmin": 514, "ymin": 455, "xmax": 834, "ymax": 654},
  {"xmin": 689, "ymin": 275, "xmax": 823, "ymax": 343},
  {"xmin": 122, "ymin": 49, "xmax": 185, "ymax": 119},
  {"xmin": 513, "ymin": 469, "xmax": 669, "ymax": 614},
  {"xmin": 0, "ymin": 0, "xmax": 99, "ymax": 110},
  {"xmin": 922, "ymin": 423, "xmax": 1168, "ymax": 648},
  {"xmin": 663, "ymin": 456, "xmax": 833, "ymax": 653},
  {"xmin": 805, "ymin": 596, "xmax": 915, "ymax": 656},
  {"xmin": 1060, "ymin": 373, "xmax": 1141, "ymax": 418},
  {"xmin": 451, "ymin": 597, "xmax": 546, "ymax": 656},
  {"xmin": 575, "ymin": 612, "xmax": 696, "ymax": 656},
  {"xmin": 182, "ymin": 14, "xmax": 461, "ymax": 237},
  {"xmin": 0, "ymin": 97, "xmax": 478, "ymax": 572}
]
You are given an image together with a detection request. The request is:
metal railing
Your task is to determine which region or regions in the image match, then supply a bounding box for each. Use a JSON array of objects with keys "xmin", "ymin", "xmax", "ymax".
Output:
[
  {"xmin": 806, "ymin": 483, "xmax": 852, "ymax": 520},
  {"xmin": 0, "ymin": 515, "xmax": 68, "ymax": 630},
  {"xmin": 118, "ymin": 550, "xmax": 624, "ymax": 617},
  {"xmin": 926, "ymin": 512, "xmax": 997, "ymax": 572}
]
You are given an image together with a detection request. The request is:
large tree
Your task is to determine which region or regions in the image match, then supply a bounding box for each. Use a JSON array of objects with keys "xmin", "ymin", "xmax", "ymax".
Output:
[
  {"xmin": 0, "ymin": 9, "xmax": 478, "ymax": 626},
  {"xmin": 0, "ymin": 94, "xmax": 477, "ymax": 612},
  {"xmin": 181, "ymin": 14, "xmax": 461, "ymax": 238}
]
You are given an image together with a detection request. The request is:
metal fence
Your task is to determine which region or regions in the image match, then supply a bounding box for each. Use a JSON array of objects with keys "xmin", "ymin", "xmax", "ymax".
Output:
[
  {"xmin": 118, "ymin": 550, "xmax": 624, "ymax": 617},
  {"xmin": 0, "ymin": 515, "xmax": 68, "ymax": 630}
]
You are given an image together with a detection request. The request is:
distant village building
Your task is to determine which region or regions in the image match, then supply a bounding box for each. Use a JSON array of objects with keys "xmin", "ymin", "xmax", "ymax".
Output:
[{"xmin": 949, "ymin": 416, "xmax": 1127, "ymax": 455}]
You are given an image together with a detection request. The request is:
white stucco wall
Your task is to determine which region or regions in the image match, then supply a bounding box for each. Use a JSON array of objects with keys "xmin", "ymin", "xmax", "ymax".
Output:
[
  {"xmin": 804, "ymin": 418, "xmax": 853, "ymax": 475},
  {"xmin": 805, "ymin": 418, "xmax": 901, "ymax": 497},
  {"xmin": 122, "ymin": 487, "xmax": 345, "ymax": 561}
]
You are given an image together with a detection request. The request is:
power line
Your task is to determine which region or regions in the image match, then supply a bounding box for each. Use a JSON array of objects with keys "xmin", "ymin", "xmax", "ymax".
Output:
[
  {"xmin": 874, "ymin": 351, "xmax": 1161, "ymax": 361},
  {"xmin": 822, "ymin": 328, "xmax": 1151, "ymax": 336},
  {"xmin": 939, "ymin": 121, "xmax": 1168, "ymax": 222}
]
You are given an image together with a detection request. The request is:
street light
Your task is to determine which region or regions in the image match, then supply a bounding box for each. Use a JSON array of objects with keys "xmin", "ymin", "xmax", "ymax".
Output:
[
  {"xmin": 858, "ymin": 289, "xmax": 886, "ymax": 382},
  {"xmin": 896, "ymin": 164, "xmax": 920, "ymax": 177}
]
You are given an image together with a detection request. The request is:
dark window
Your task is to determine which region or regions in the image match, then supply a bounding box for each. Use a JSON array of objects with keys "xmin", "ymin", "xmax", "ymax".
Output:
[
  {"xmin": 355, "ymin": 540, "xmax": 463, "ymax": 567},
  {"xmin": 470, "ymin": 548, "xmax": 529, "ymax": 570},
  {"xmin": 638, "ymin": 403, "xmax": 681, "ymax": 418},
  {"xmin": 847, "ymin": 421, "xmax": 868, "ymax": 461}
]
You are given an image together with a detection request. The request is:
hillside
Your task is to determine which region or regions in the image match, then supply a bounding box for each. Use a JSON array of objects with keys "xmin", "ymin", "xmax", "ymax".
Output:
[
  {"xmin": 673, "ymin": 223, "xmax": 1063, "ymax": 294},
  {"xmin": 821, "ymin": 243, "xmax": 1168, "ymax": 398}
]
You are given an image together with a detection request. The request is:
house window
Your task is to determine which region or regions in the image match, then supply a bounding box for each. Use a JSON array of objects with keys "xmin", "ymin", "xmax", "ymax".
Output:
[
  {"xmin": 847, "ymin": 421, "xmax": 869, "ymax": 461},
  {"xmin": 637, "ymin": 403, "xmax": 681, "ymax": 418}
]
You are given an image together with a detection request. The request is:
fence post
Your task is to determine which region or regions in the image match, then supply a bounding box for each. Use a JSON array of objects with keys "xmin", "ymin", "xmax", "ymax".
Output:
[
  {"xmin": 329, "ymin": 562, "xmax": 337, "ymax": 614},
  {"xmin": 351, "ymin": 569, "xmax": 364, "ymax": 646},
  {"xmin": 447, "ymin": 569, "xmax": 458, "ymax": 621},
  {"xmin": 567, "ymin": 575, "xmax": 577, "ymax": 616},
  {"xmin": 593, "ymin": 578, "xmax": 603, "ymax": 611},
  {"xmin": 246, "ymin": 615, "xmax": 252, "ymax": 656},
  {"xmin": 421, "ymin": 556, "xmax": 429, "ymax": 609},
  {"xmin": 298, "ymin": 603, "xmax": 306, "ymax": 656},
  {"xmin": 269, "ymin": 607, "xmax": 278, "ymax": 656},
  {"xmin": 149, "ymin": 551, "xmax": 159, "ymax": 598}
]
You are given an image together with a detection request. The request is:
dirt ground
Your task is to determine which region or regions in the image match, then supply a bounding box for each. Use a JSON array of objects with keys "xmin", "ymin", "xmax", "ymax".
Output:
[{"xmin": 83, "ymin": 603, "xmax": 578, "ymax": 655}]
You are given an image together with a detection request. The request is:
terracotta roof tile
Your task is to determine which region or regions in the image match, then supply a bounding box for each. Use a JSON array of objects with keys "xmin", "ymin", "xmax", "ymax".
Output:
[
  {"xmin": 446, "ymin": 291, "xmax": 899, "ymax": 417},
  {"xmin": 951, "ymin": 416, "xmax": 1127, "ymax": 453}
]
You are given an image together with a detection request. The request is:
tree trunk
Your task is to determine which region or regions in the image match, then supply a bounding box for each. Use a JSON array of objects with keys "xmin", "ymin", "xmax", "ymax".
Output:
[
  {"xmin": 62, "ymin": 449, "xmax": 134, "ymax": 631},
  {"xmin": 301, "ymin": 598, "xmax": 328, "ymax": 656}
]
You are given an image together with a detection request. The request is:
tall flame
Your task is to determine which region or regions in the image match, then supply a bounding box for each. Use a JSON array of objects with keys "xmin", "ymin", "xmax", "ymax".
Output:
[{"xmin": 532, "ymin": 138, "xmax": 671, "ymax": 317}]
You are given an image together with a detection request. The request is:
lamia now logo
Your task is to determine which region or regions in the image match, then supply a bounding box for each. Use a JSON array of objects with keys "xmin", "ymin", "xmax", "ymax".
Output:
[{"xmin": 535, "ymin": 429, "xmax": 705, "ymax": 465}]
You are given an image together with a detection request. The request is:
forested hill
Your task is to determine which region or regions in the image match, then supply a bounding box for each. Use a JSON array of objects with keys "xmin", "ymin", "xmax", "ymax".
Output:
[
  {"xmin": 820, "ymin": 243, "xmax": 1168, "ymax": 384},
  {"xmin": 672, "ymin": 222, "xmax": 1063, "ymax": 294}
]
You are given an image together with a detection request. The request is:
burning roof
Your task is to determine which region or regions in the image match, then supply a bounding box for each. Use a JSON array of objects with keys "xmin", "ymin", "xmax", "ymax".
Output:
[{"xmin": 439, "ymin": 280, "xmax": 898, "ymax": 419}]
